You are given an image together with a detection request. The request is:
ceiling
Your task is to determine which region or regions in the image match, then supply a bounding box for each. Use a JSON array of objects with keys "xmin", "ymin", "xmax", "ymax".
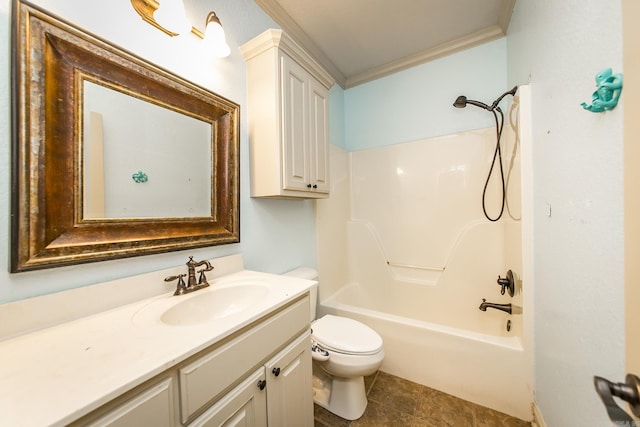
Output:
[{"xmin": 254, "ymin": 0, "xmax": 515, "ymax": 88}]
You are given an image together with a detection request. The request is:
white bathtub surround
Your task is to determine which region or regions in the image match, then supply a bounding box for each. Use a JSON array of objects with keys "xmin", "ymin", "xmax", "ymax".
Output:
[
  {"xmin": 315, "ymin": 143, "xmax": 350, "ymax": 301},
  {"xmin": 0, "ymin": 255, "xmax": 316, "ymax": 426},
  {"xmin": 316, "ymin": 87, "xmax": 533, "ymax": 420}
]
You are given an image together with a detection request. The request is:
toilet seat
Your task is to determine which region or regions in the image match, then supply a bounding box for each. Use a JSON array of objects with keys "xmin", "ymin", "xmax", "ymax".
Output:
[{"xmin": 312, "ymin": 315, "xmax": 383, "ymax": 355}]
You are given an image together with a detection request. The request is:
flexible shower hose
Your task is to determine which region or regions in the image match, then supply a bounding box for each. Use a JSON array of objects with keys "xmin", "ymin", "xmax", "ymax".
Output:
[{"xmin": 482, "ymin": 107, "xmax": 506, "ymax": 222}]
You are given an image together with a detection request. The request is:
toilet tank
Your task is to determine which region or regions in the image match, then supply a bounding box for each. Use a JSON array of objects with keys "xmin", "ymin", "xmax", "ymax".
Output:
[{"xmin": 283, "ymin": 267, "xmax": 318, "ymax": 322}]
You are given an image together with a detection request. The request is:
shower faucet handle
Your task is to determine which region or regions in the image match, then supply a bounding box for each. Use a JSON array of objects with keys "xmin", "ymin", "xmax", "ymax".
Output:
[
  {"xmin": 497, "ymin": 277, "xmax": 509, "ymax": 295},
  {"xmin": 497, "ymin": 270, "xmax": 515, "ymax": 297}
]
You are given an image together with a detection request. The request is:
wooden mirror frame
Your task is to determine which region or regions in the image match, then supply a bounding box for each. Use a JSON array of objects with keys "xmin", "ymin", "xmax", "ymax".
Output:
[{"xmin": 10, "ymin": 0, "xmax": 240, "ymax": 272}]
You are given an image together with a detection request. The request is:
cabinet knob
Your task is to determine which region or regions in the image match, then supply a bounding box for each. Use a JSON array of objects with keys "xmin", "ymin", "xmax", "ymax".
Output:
[
  {"xmin": 307, "ymin": 184, "xmax": 312, "ymax": 188},
  {"xmin": 272, "ymin": 367, "xmax": 281, "ymax": 377},
  {"xmin": 257, "ymin": 379, "xmax": 266, "ymax": 390},
  {"xmin": 312, "ymin": 184, "xmax": 318, "ymax": 189}
]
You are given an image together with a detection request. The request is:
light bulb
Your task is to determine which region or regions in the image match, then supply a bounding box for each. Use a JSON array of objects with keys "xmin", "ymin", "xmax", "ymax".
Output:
[
  {"xmin": 154, "ymin": 0, "xmax": 191, "ymax": 35},
  {"xmin": 205, "ymin": 12, "xmax": 231, "ymax": 57}
]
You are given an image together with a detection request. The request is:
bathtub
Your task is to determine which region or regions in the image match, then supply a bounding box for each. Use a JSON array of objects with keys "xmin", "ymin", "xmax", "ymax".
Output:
[{"xmin": 317, "ymin": 282, "xmax": 531, "ymax": 420}]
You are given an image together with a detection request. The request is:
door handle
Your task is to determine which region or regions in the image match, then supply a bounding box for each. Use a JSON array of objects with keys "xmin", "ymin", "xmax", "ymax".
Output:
[{"xmin": 594, "ymin": 374, "xmax": 640, "ymax": 424}]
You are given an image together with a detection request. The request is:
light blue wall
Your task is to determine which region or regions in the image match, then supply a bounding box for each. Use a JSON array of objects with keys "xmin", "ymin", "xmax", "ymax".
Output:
[
  {"xmin": 0, "ymin": 0, "xmax": 316, "ymax": 303},
  {"xmin": 329, "ymin": 85, "xmax": 346, "ymax": 150},
  {"xmin": 507, "ymin": 1, "xmax": 624, "ymax": 426},
  {"xmin": 344, "ymin": 38, "xmax": 507, "ymax": 151}
]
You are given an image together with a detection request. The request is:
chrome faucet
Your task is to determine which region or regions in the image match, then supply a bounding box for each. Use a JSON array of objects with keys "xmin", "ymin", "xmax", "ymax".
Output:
[
  {"xmin": 479, "ymin": 298, "xmax": 512, "ymax": 315},
  {"xmin": 165, "ymin": 256, "xmax": 214, "ymax": 296}
]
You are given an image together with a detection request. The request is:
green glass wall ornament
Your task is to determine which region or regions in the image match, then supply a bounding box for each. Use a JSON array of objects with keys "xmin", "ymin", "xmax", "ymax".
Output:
[
  {"xmin": 581, "ymin": 68, "xmax": 623, "ymax": 112},
  {"xmin": 132, "ymin": 170, "xmax": 148, "ymax": 183}
]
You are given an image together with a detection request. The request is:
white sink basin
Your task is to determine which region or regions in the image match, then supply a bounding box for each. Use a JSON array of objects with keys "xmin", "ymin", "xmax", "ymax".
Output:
[
  {"xmin": 161, "ymin": 285, "xmax": 269, "ymax": 326},
  {"xmin": 131, "ymin": 281, "xmax": 272, "ymax": 327}
]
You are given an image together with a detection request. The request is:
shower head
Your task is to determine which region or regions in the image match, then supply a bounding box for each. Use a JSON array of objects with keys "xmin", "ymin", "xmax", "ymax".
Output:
[
  {"xmin": 452, "ymin": 95, "xmax": 491, "ymax": 111},
  {"xmin": 453, "ymin": 86, "xmax": 518, "ymax": 112},
  {"xmin": 453, "ymin": 96, "xmax": 468, "ymax": 108}
]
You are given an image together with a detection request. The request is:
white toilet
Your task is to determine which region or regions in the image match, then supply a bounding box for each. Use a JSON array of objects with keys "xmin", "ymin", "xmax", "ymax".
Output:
[{"xmin": 284, "ymin": 268, "xmax": 384, "ymax": 421}]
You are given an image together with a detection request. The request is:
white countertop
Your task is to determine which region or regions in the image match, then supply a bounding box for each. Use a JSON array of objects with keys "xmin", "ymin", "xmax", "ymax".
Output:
[{"xmin": 0, "ymin": 269, "xmax": 315, "ymax": 427}]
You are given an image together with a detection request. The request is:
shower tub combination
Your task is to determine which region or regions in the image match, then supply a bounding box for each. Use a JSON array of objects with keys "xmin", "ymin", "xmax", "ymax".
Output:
[{"xmin": 316, "ymin": 86, "xmax": 533, "ymax": 420}]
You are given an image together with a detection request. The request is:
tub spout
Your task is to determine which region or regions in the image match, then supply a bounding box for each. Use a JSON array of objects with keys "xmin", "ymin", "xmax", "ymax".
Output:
[{"xmin": 479, "ymin": 299, "xmax": 512, "ymax": 315}]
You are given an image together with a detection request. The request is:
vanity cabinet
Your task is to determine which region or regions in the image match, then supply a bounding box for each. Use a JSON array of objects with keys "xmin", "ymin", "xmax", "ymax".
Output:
[
  {"xmin": 71, "ymin": 295, "xmax": 312, "ymax": 427},
  {"xmin": 241, "ymin": 29, "xmax": 335, "ymax": 199},
  {"xmin": 192, "ymin": 333, "xmax": 312, "ymax": 427}
]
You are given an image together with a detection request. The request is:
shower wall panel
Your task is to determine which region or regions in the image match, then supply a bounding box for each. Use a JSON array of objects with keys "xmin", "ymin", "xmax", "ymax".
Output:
[{"xmin": 349, "ymin": 128, "xmax": 504, "ymax": 281}]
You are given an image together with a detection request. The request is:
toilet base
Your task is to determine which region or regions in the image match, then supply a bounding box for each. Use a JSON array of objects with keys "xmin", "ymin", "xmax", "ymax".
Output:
[{"xmin": 312, "ymin": 369, "xmax": 368, "ymax": 421}]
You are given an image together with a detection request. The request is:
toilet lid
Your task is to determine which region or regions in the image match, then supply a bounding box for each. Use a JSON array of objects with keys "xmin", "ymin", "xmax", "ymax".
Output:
[{"xmin": 312, "ymin": 315, "xmax": 383, "ymax": 355}]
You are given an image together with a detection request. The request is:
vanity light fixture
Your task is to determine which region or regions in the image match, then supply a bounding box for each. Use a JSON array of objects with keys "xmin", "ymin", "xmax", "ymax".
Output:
[
  {"xmin": 130, "ymin": 0, "xmax": 231, "ymax": 57},
  {"xmin": 152, "ymin": 0, "xmax": 191, "ymax": 35},
  {"xmin": 204, "ymin": 12, "xmax": 231, "ymax": 58}
]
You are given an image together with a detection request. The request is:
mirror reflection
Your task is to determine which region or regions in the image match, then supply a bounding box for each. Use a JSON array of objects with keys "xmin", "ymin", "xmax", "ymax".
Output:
[{"xmin": 82, "ymin": 80, "xmax": 212, "ymax": 219}]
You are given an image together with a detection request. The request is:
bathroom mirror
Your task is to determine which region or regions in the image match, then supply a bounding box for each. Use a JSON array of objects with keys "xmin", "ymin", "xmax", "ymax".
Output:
[{"xmin": 10, "ymin": 0, "xmax": 240, "ymax": 272}]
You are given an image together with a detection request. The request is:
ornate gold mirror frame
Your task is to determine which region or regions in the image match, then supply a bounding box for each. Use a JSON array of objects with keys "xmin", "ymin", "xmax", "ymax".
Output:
[{"xmin": 10, "ymin": 0, "xmax": 240, "ymax": 272}]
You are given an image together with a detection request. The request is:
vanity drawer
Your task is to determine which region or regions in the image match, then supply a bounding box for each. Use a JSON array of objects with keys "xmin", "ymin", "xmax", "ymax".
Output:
[
  {"xmin": 178, "ymin": 295, "xmax": 309, "ymax": 423},
  {"xmin": 80, "ymin": 377, "xmax": 176, "ymax": 427}
]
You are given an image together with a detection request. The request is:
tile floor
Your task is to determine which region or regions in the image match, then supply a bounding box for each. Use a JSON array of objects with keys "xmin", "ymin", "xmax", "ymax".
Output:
[{"xmin": 313, "ymin": 371, "xmax": 531, "ymax": 427}]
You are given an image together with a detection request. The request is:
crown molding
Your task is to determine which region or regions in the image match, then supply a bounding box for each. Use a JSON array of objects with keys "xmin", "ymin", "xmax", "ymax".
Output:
[
  {"xmin": 345, "ymin": 25, "xmax": 505, "ymax": 88},
  {"xmin": 498, "ymin": 0, "xmax": 517, "ymax": 33}
]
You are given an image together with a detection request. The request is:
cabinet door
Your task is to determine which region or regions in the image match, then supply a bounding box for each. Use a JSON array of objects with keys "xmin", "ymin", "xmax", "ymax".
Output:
[
  {"xmin": 264, "ymin": 331, "xmax": 313, "ymax": 427},
  {"xmin": 308, "ymin": 77, "xmax": 329, "ymax": 193},
  {"xmin": 281, "ymin": 54, "xmax": 310, "ymax": 192},
  {"xmin": 190, "ymin": 368, "xmax": 267, "ymax": 427}
]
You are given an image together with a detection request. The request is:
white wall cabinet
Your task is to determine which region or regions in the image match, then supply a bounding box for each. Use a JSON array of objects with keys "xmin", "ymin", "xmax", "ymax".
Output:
[
  {"xmin": 241, "ymin": 29, "xmax": 334, "ymax": 198},
  {"xmin": 71, "ymin": 295, "xmax": 312, "ymax": 427}
]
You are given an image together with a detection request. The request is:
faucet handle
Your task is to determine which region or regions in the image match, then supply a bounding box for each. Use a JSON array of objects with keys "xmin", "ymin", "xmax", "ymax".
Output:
[
  {"xmin": 497, "ymin": 276, "xmax": 509, "ymax": 295},
  {"xmin": 496, "ymin": 270, "xmax": 515, "ymax": 297},
  {"xmin": 197, "ymin": 268, "xmax": 209, "ymax": 285},
  {"xmin": 165, "ymin": 274, "xmax": 188, "ymax": 295}
]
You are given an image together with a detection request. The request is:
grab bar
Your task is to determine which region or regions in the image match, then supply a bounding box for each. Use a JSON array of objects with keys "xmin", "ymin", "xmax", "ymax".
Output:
[{"xmin": 386, "ymin": 261, "xmax": 445, "ymax": 271}]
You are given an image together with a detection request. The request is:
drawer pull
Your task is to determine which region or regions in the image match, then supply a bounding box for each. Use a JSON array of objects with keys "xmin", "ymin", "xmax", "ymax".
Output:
[
  {"xmin": 272, "ymin": 367, "xmax": 281, "ymax": 377},
  {"xmin": 257, "ymin": 379, "xmax": 266, "ymax": 390}
]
